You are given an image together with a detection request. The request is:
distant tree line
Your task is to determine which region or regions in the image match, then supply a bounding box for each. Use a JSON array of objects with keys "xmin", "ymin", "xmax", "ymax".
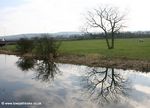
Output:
[{"xmin": 63, "ymin": 31, "xmax": 150, "ymax": 41}]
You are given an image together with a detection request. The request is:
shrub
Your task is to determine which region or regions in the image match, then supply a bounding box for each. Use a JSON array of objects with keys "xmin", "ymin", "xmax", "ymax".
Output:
[
  {"xmin": 33, "ymin": 35, "xmax": 61, "ymax": 59},
  {"xmin": 16, "ymin": 38, "xmax": 34, "ymax": 54}
]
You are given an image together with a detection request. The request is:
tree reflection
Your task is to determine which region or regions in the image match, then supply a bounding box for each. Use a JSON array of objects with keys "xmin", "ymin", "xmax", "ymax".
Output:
[
  {"xmin": 82, "ymin": 67, "xmax": 130, "ymax": 106},
  {"xmin": 16, "ymin": 57, "xmax": 61, "ymax": 82},
  {"xmin": 16, "ymin": 57, "xmax": 36, "ymax": 71},
  {"xmin": 35, "ymin": 59, "xmax": 61, "ymax": 82}
]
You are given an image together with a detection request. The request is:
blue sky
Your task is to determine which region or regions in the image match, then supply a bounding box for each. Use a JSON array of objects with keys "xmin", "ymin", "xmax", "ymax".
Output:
[
  {"xmin": 0, "ymin": 0, "xmax": 150, "ymax": 35},
  {"xmin": 0, "ymin": 0, "xmax": 26, "ymax": 8}
]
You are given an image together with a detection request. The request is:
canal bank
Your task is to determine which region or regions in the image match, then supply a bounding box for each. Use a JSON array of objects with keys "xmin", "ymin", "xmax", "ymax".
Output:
[{"xmin": 0, "ymin": 51, "xmax": 149, "ymax": 72}]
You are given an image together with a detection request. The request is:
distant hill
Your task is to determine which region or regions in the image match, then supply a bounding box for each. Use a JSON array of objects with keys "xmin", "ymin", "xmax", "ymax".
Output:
[{"xmin": 0, "ymin": 32, "xmax": 83, "ymax": 41}]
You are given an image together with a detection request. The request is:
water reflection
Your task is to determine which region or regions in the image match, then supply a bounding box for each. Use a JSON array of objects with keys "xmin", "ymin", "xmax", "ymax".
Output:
[
  {"xmin": 82, "ymin": 67, "xmax": 130, "ymax": 106},
  {"xmin": 35, "ymin": 59, "xmax": 61, "ymax": 82},
  {"xmin": 16, "ymin": 57, "xmax": 61, "ymax": 82},
  {"xmin": 0, "ymin": 55, "xmax": 150, "ymax": 108},
  {"xmin": 16, "ymin": 57, "xmax": 36, "ymax": 71},
  {"xmin": 17, "ymin": 57, "xmax": 131, "ymax": 106}
]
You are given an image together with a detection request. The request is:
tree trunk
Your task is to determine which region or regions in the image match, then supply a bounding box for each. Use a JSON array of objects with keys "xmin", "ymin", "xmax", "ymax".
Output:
[
  {"xmin": 111, "ymin": 34, "xmax": 114, "ymax": 49},
  {"xmin": 105, "ymin": 33, "xmax": 111, "ymax": 49},
  {"xmin": 110, "ymin": 32, "xmax": 115, "ymax": 49},
  {"xmin": 104, "ymin": 32, "xmax": 115, "ymax": 49}
]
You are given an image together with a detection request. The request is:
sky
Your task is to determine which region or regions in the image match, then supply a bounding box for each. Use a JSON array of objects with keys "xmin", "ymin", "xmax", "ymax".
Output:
[{"xmin": 0, "ymin": 0, "xmax": 150, "ymax": 35}]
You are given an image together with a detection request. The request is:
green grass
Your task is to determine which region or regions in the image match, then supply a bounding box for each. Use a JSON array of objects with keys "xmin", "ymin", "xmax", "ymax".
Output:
[
  {"xmin": 59, "ymin": 38, "xmax": 150, "ymax": 60},
  {"xmin": 1, "ymin": 38, "xmax": 150, "ymax": 60},
  {"xmin": 0, "ymin": 44, "xmax": 16, "ymax": 52}
]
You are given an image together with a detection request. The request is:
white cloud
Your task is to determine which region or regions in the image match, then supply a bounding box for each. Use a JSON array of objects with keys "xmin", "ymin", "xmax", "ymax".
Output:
[
  {"xmin": 0, "ymin": 0, "xmax": 150, "ymax": 35},
  {"xmin": 134, "ymin": 84, "xmax": 150, "ymax": 94}
]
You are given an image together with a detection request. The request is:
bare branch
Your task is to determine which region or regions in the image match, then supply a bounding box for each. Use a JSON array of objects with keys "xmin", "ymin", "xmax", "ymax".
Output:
[{"xmin": 84, "ymin": 5, "xmax": 126, "ymax": 49}]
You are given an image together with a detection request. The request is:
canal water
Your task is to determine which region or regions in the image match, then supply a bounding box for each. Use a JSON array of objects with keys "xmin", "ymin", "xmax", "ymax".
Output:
[{"xmin": 0, "ymin": 54, "xmax": 150, "ymax": 108}]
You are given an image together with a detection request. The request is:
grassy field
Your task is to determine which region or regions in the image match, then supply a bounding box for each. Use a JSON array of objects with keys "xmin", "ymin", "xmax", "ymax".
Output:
[
  {"xmin": 1, "ymin": 44, "xmax": 16, "ymax": 52},
  {"xmin": 1, "ymin": 38, "xmax": 150, "ymax": 60},
  {"xmin": 59, "ymin": 38, "xmax": 150, "ymax": 60}
]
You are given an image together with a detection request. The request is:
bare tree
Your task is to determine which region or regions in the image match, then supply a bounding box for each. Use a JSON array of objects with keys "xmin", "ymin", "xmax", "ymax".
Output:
[{"xmin": 85, "ymin": 6, "xmax": 126, "ymax": 49}]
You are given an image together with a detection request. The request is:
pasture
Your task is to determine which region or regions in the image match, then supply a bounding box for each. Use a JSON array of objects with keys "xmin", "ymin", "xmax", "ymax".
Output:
[
  {"xmin": 59, "ymin": 38, "xmax": 150, "ymax": 60},
  {"xmin": 1, "ymin": 38, "xmax": 150, "ymax": 60}
]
